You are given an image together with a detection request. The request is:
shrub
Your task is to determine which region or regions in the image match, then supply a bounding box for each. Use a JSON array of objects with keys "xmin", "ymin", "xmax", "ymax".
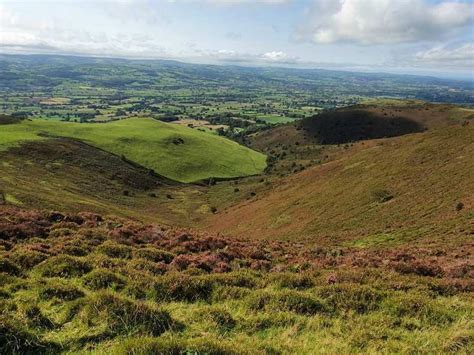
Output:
[
  {"xmin": 39, "ymin": 280, "xmax": 84, "ymax": 301},
  {"xmin": 81, "ymin": 292, "xmax": 175, "ymax": 336},
  {"xmin": 83, "ymin": 269, "xmax": 126, "ymax": 290},
  {"xmin": 133, "ymin": 247, "xmax": 175, "ymax": 264},
  {"xmin": 317, "ymin": 284, "xmax": 384, "ymax": 314},
  {"xmin": 98, "ymin": 241, "xmax": 133, "ymax": 259},
  {"xmin": 38, "ymin": 255, "xmax": 92, "ymax": 278},
  {"xmin": 0, "ymin": 259, "xmax": 20, "ymax": 276}
]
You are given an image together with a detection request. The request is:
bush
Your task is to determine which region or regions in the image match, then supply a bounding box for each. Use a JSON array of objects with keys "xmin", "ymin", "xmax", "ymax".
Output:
[
  {"xmin": 39, "ymin": 280, "xmax": 85, "ymax": 301},
  {"xmin": 83, "ymin": 269, "xmax": 126, "ymax": 290},
  {"xmin": 98, "ymin": 241, "xmax": 133, "ymax": 259},
  {"xmin": 81, "ymin": 292, "xmax": 175, "ymax": 336},
  {"xmin": 38, "ymin": 255, "xmax": 92, "ymax": 278},
  {"xmin": 133, "ymin": 248, "xmax": 175, "ymax": 264}
]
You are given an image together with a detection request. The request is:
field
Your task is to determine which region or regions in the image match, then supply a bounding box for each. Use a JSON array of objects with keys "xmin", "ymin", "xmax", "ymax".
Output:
[{"xmin": 0, "ymin": 117, "xmax": 266, "ymax": 183}]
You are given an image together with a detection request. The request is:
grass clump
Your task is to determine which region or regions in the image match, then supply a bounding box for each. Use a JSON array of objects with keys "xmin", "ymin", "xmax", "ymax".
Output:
[
  {"xmin": 0, "ymin": 259, "xmax": 20, "ymax": 276},
  {"xmin": 9, "ymin": 249, "xmax": 48, "ymax": 269},
  {"xmin": 154, "ymin": 274, "xmax": 214, "ymax": 302},
  {"xmin": 0, "ymin": 318, "xmax": 57, "ymax": 354},
  {"xmin": 98, "ymin": 241, "xmax": 133, "ymax": 259},
  {"xmin": 317, "ymin": 284, "xmax": 385, "ymax": 314},
  {"xmin": 133, "ymin": 247, "xmax": 175, "ymax": 263},
  {"xmin": 39, "ymin": 280, "xmax": 85, "ymax": 301},
  {"xmin": 268, "ymin": 272, "xmax": 314, "ymax": 289},
  {"xmin": 83, "ymin": 269, "xmax": 126, "ymax": 290},
  {"xmin": 37, "ymin": 255, "xmax": 92, "ymax": 278},
  {"xmin": 248, "ymin": 289, "xmax": 326, "ymax": 315},
  {"xmin": 80, "ymin": 291, "xmax": 175, "ymax": 336}
]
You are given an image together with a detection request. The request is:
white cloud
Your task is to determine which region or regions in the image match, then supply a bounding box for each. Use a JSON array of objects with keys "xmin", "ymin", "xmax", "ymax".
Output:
[
  {"xmin": 296, "ymin": 0, "xmax": 474, "ymax": 45},
  {"xmin": 413, "ymin": 43, "xmax": 474, "ymax": 69},
  {"xmin": 261, "ymin": 51, "xmax": 298, "ymax": 63}
]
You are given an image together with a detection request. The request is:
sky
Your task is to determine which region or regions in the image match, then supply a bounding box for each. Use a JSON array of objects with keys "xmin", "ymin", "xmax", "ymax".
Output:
[{"xmin": 0, "ymin": 0, "xmax": 473, "ymax": 79}]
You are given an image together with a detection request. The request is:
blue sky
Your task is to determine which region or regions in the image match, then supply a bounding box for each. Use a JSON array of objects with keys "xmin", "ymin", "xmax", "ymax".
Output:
[{"xmin": 0, "ymin": 0, "xmax": 473, "ymax": 78}]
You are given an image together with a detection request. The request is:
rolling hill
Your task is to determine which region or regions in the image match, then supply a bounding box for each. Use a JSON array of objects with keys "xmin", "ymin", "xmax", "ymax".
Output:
[{"xmin": 0, "ymin": 117, "xmax": 266, "ymax": 183}]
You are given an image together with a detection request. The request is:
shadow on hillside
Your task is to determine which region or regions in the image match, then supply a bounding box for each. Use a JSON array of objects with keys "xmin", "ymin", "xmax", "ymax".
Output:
[{"xmin": 298, "ymin": 110, "xmax": 425, "ymax": 144}]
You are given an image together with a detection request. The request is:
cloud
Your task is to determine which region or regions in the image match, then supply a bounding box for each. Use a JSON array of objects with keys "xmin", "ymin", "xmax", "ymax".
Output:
[
  {"xmin": 296, "ymin": 0, "xmax": 474, "ymax": 45},
  {"xmin": 192, "ymin": 49, "xmax": 299, "ymax": 66},
  {"xmin": 413, "ymin": 43, "xmax": 474, "ymax": 69},
  {"xmin": 262, "ymin": 51, "xmax": 298, "ymax": 64}
]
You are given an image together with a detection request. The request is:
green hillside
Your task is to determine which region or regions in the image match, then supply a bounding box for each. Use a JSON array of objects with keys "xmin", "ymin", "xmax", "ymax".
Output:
[{"xmin": 0, "ymin": 118, "xmax": 266, "ymax": 183}]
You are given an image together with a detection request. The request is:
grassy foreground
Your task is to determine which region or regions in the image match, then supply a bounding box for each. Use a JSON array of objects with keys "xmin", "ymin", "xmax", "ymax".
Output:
[
  {"xmin": 0, "ymin": 207, "xmax": 472, "ymax": 354},
  {"xmin": 0, "ymin": 118, "xmax": 266, "ymax": 182}
]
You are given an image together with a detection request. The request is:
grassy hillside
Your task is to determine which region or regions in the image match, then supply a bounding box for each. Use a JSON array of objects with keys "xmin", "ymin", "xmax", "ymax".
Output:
[
  {"xmin": 0, "ymin": 118, "xmax": 266, "ymax": 183},
  {"xmin": 1, "ymin": 207, "xmax": 472, "ymax": 354},
  {"xmin": 0, "ymin": 138, "xmax": 214, "ymax": 226},
  {"xmin": 209, "ymin": 123, "xmax": 474, "ymax": 244}
]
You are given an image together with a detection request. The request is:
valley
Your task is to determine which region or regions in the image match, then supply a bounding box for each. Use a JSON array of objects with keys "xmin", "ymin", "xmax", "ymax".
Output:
[{"xmin": 0, "ymin": 55, "xmax": 473, "ymax": 354}]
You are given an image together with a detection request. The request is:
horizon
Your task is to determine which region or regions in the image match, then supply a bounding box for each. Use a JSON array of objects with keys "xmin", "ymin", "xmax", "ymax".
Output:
[
  {"xmin": 1, "ymin": 0, "xmax": 473, "ymax": 80},
  {"xmin": 1, "ymin": 51, "xmax": 472, "ymax": 82}
]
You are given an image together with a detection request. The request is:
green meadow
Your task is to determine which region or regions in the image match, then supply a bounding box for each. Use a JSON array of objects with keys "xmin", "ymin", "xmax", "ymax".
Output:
[{"xmin": 0, "ymin": 118, "xmax": 266, "ymax": 182}]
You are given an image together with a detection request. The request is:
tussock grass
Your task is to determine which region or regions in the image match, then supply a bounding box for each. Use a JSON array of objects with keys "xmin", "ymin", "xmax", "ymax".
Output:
[{"xmin": 1, "ymin": 207, "xmax": 472, "ymax": 353}]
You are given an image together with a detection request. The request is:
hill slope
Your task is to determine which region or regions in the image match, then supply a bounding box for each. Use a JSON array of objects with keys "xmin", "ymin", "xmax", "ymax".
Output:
[
  {"xmin": 0, "ymin": 118, "xmax": 266, "ymax": 183},
  {"xmin": 0, "ymin": 206, "xmax": 472, "ymax": 354},
  {"xmin": 209, "ymin": 123, "xmax": 474, "ymax": 244}
]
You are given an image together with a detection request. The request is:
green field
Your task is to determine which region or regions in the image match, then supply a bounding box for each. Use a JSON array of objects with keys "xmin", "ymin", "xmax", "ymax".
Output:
[
  {"xmin": 0, "ymin": 118, "xmax": 266, "ymax": 183},
  {"xmin": 256, "ymin": 114, "xmax": 297, "ymax": 124}
]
